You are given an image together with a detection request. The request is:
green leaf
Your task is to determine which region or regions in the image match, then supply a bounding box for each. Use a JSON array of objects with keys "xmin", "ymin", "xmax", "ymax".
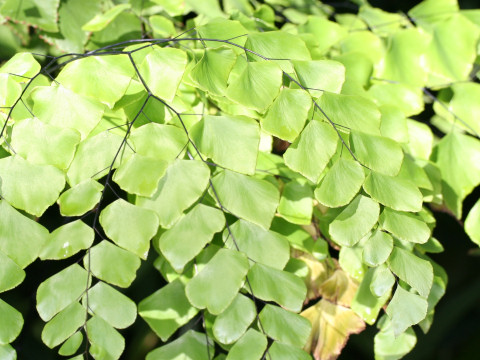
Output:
[
  {"xmin": 191, "ymin": 115, "xmax": 260, "ymax": 175},
  {"xmin": 363, "ymin": 171, "xmax": 423, "ymax": 212},
  {"xmin": 268, "ymin": 341, "xmax": 312, "ymax": 360},
  {"xmin": 379, "ymin": 207, "xmax": 431, "ymax": 244},
  {"xmin": 87, "ymin": 241, "xmax": 141, "ymax": 288},
  {"xmin": 379, "ymin": 105, "xmax": 409, "ymax": 143},
  {"xmin": 57, "ymin": 179, "xmax": 103, "ymax": 217},
  {"xmin": 211, "ymin": 169, "xmax": 279, "ymax": 229},
  {"xmin": 261, "ymin": 89, "xmax": 311, "ymax": 142},
  {"xmin": 11, "ymin": 118, "xmax": 81, "ymax": 170},
  {"xmin": 367, "ymin": 83, "xmax": 424, "ymax": 117},
  {"xmin": 299, "ymin": 16, "xmax": 347, "ymax": 54},
  {"xmin": 386, "ymin": 285, "xmax": 428, "ymax": 336},
  {"xmin": 0, "ymin": 74, "xmax": 21, "ymax": 108},
  {"xmin": 41, "ymin": 302, "xmax": 84, "ymax": 348},
  {"xmin": 278, "ymin": 180, "xmax": 313, "ymax": 225},
  {"xmin": 248, "ymin": 263, "xmax": 306, "ymax": 312},
  {"xmin": 137, "ymin": 159, "xmax": 211, "ymax": 228},
  {"xmin": 36, "ymin": 264, "xmax": 89, "ymax": 322},
  {"xmin": 0, "ymin": 250, "xmax": 25, "ymax": 292},
  {"xmin": 186, "ymin": 248, "xmax": 249, "ymax": 315},
  {"xmin": 224, "ymin": 219, "xmax": 290, "ymax": 270},
  {"xmin": 139, "ymin": 279, "xmax": 199, "ymax": 342},
  {"xmin": 433, "ymin": 132, "xmax": 480, "ymax": 218},
  {"xmin": 362, "ymin": 231, "xmax": 393, "ymax": 267},
  {"xmin": 197, "ymin": 18, "xmax": 248, "ymax": 50},
  {"xmin": 100, "ymin": 199, "xmax": 159, "ymax": 259},
  {"xmin": 329, "ymin": 195, "xmax": 380, "ymax": 247},
  {"xmin": 225, "ymin": 329, "xmax": 267, "ymax": 360},
  {"xmin": 284, "ymin": 120, "xmax": 338, "ymax": 183},
  {"xmin": 374, "ymin": 317, "xmax": 417, "ymax": 360},
  {"xmin": 158, "ymin": 204, "xmax": 225, "ymax": 272},
  {"xmin": 82, "ymin": 4, "xmax": 131, "ymax": 32},
  {"xmin": 352, "ymin": 267, "xmax": 391, "ymax": 325},
  {"xmin": 190, "ymin": 47, "xmax": 237, "ymax": 96},
  {"xmin": 30, "ymin": 85, "xmax": 105, "ymax": 140},
  {"xmin": 87, "ymin": 316, "xmax": 124, "ymax": 360},
  {"xmin": 0, "ymin": 200, "xmax": 48, "ymax": 268},
  {"xmin": 318, "ymin": 93, "xmax": 381, "ymax": 135},
  {"xmin": 226, "ymin": 61, "xmax": 282, "ymax": 112},
  {"xmin": 56, "ymin": 55, "xmax": 134, "ymax": 108},
  {"xmin": 149, "ymin": 15, "xmax": 175, "ymax": 38},
  {"xmin": 212, "ymin": 294, "xmax": 256, "ymax": 344},
  {"xmin": 0, "ymin": 299, "xmax": 23, "ymax": 345},
  {"xmin": 370, "ymin": 265, "xmax": 395, "ymax": 297},
  {"xmin": 146, "ymin": 331, "xmax": 213, "ymax": 360},
  {"xmin": 0, "ymin": 344, "xmax": 16, "ymax": 360},
  {"xmin": 58, "ymin": 331, "xmax": 83, "ymax": 356},
  {"xmin": 259, "ymin": 304, "xmax": 311, "ymax": 347},
  {"xmin": 0, "ymin": 52, "xmax": 40, "ymax": 80},
  {"xmin": 466, "ymin": 199, "xmax": 480, "ymax": 246},
  {"xmin": 0, "ymin": 156, "xmax": 65, "ymax": 217},
  {"xmin": 85, "ymin": 282, "xmax": 136, "ymax": 329},
  {"xmin": 40, "ymin": 220, "xmax": 94, "ymax": 260},
  {"xmin": 315, "ymin": 158, "xmax": 365, "ymax": 208},
  {"xmin": 1, "ymin": 0, "xmax": 59, "ymax": 32},
  {"xmin": 388, "ymin": 247, "xmax": 433, "ymax": 298},
  {"xmin": 292, "ymin": 59, "xmax": 345, "ymax": 95},
  {"xmin": 66, "ymin": 131, "xmax": 133, "ymax": 186},
  {"xmin": 350, "ymin": 130, "xmax": 403, "ymax": 176}
]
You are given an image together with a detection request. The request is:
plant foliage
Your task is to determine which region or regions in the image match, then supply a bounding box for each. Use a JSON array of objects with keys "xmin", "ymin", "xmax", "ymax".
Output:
[{"xmin": 0, "ymin": 0, "xmax": 480, "ymax": 359}]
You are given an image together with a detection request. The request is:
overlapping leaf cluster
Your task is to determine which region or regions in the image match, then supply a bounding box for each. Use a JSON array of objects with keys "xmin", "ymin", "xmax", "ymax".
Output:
[{"xmin": 0, "ymin": 0, "xmax": 480, "ymax": 359}]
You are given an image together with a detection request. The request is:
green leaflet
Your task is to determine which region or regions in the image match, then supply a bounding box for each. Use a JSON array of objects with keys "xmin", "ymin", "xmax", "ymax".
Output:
[
  {"xmin": 186, "ymin": 248, "xmax": 249, "ymax": 315},
  {"xmin": 1, "ymin": 0, "xmax": 59, "ymax": 32},
  {"xmin": 248, "ymin": 263, "xmax": 307, "ymax": 312},
  {"xmin": 386, "ymin": 285, "xmax": 428, "ymax": 337},
  {"xmin": 86, "ymin": 241, "xmax": 141, "ymax": 288},
  {"xmin": 226, "ymin": 61, "xmax": 282, "ymax": 112},
  {"xmin": 277, "ymin": 180, "xmax": 313, "ymax": 225},
  {"xmin": 388, "ymin": 247, "xmax": 433, "ymax": 298},
  {"xmin": 41, "ymin": 302, "xmax": 84, "ymax": 348},
  {"xmin": 30, "ymin": 84, "xmax": 105, "ymax": 140},
  {"xmin": 314, "ymin": 158, "xmax": 365, "ymax": 208},
  {"xmin": 370, "ymin": 264, "xmax": 395, "ymax": 297},
  {"xmin": 190, "ymin": 47, "xmax": 237, "ymax": 96},
  {"xmin": 284, "ymin": 120, "xmax": 338, "ymax": 183},
  {"xmin": 374, "ymin": 317, "xmax": 417, "ymax": 360},
  {"xmin": 298, "ymin": 16, "xmax": 347, "ymax": 54},
  {"xmin": 350, "ymin": 130, "xmax": 404, "ymax": 176},
  {"xmin": 212, "ymin": 294, "xmax": 256, "ymax": 344},
  {"xmin": 57, "ymin": 179, "xmax": 103, "ymax": 216},
  {"xmin": 379, "ymin": 105, "xmax": 409, "ymax": 144},
  {"xmin": 138, "ymin": 47, "xmax": 187, "ymax": 102},
  {"xmin": 191, "ymin": 114, "xmax": 260, "ymax": 175},
  {"xmin": 268, "ymin": 341, "xmax": 312, "ymax": 360},
  {"xmin": 84, "ymin": 282, "xmax": 137, "ymax": 329},
  {"xmin": 261, "ymin": 89, "xmax": 311, "ymax": 142},
  {"xmin": 158, "ymin": 204, "xmax": 225, "ymax": 272},
  {"xmin": 379, "ymin": 207, "xmax": 431, "ymax": 244},
  {"xmin": 329, "ymin": 195, "xmax": 380, "ymax": 247},
  {"xmin": 197, "ymin": 18, "xmax": 248, "ymax": 50},
  {"xmin": 362, "ymin": 230, "xmax": 394, "ymax": 267},
  {"xmin": 318, "ymin": 93, "xmax": 381, "ymax": 135},
  {"xmin": 100, "ymin": 199, "xmax": 159, "ymax": 259},
  {"xmin": 58, "ymin": 331, "xmax": 83, "ymax": 356},
  {"xmin": 136, "ymin": 159, "xmax": 210, "ymax": 226},
  {"xmin": 211, "ymin": 169, "xmax": 279, "ymax": 229},
  {"xmin": 292, "ymin": 59, "xmax": 345, "ymax": 96},
  {"xmin": 0, "ymin": 74, "xmax": 21, "ymax": 108},
  {"xmin": 259, "ymin": 304, "xmax": 311, "ymax": 348},
  {"xmin": 363, "ymin": 171, "xmax": 423, "ymax": 212},
  {"xmin": 225, "ymin": 329, "xmax": 267, "ymax": 360},
  {"xmin": 0, "ymin": 344, "xmax": 16, "ymax": 360},
  {"xmin": 0, "ymin": 299, "xmax": 23, "ymax": 345},
  {"xmin": 224, "ymin": 219, "xmax": 290, "ymax": 270},
  {"xmin": 367, "ymin": 82, "xmax": 424, "ymax": 117},
  {"xmin": 146, "ymin": 331, "xmax": 213, "ymax": 360},
  {"xmin": 87, "ymin": 316, "xmax": 125, "ymax": 360},
  {"xmin": 0, "ymin": 52, "xmax": 40, "ymax": 80},
  {"xmin": 149, "ymin": 15, "xmax": 175, "ymax": 38},
  {"xmin": 465, "ymin": 199, "xmax": 480, "ymax": 246},
  {"xmin": 139, "ymin": 279, "xmax": 199, "ymax": 342},
  {"xmin": 404, "ymin": 119, "xmax": 434, "ymax": 160},
  {"xmin": 0, "ymin": 250, "xmax": 25, "ymax": 293},
  {"xmin": 0, "ymin": 200, "xmax": 48, "ymax": 268},
  {"xmin": 113, "ymin": 154, "xmax": 168, "ymax": 197},
  {"xmin": 82, "ymin": 4, "xmax": 131, "ymax": 32},
  {"xmin": 11, "ymin": 118, "xmax": 81, "ymax": 170},
  {"xmin": 0, "ymin": 156, "xmax": 65, "ymax": 217},
  {"xmin": 433, "ymin": 132, "xmax": 480, "ymax": 217},
  {"xmin": 40, "ymin": 220, "xmax": 94, "ymax": 260},
  {"xmin": 36, "ymin": 264, "xmax": 89, "ymax": 322},
  {"xmin": 56, "ymin": 54, "xmax": 135, "ymax": 108}
]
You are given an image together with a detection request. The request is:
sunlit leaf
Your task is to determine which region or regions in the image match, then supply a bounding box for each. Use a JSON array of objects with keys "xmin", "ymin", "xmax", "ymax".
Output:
[
  {"xmin": 57, "ymin": 179, "xmax": 103, "ymax": 217},
  {"xmin": 1, "ymin": 0, "xmax": 59, "ymax": 32},
  {"xmin": 278, "ymin": 180, "xmax": 313, "ymax": 225},
  {"xmin": 465, "ymin": 199, "xmax": 480, "ymax": 246},
  {"xmin": 292, "ymin": 59, "xmax": 345, "ymax": 95},
  {"xmin": 0, "ymin": 250, "xmax": 25, "ymax": 293},
  {"xmin": 374, "ymin": 317, "xmax": 417, "ymax": 360},
  {"xmin": 41, "ymin": 302, "xmax": 84, "ymax": 348},
  {"xmin": 379, "ymin": 207, "xmax": 431, "ymax": 244},
  {"xmin": 362, "ymin": 230, "xmax": 393, "ymax": 267},
  {"xmin": 269, "ymin": 341, "xmax": 312, "ymax": 360},
  {"xmin": 0, "ymin": 52, "xmax": 40, "ymax": 80},
  {"xmin": 146, "ymin": 331, "xmax": 213, "ymax": 360},
  {"xmin": 225, "ymin": 329, "xmax": 267, "ymax": 360},
  {"xmin": 87, "ymin": 316, "xmax": 125, "ymax": 360},
  {"xmin": 370, "ymin": 264, "xmax": 395, "ymax": 298},
  {"xmin": 82, "ymin": 4, "xmax": 131, "ymax": 32},
  {"xmin": 58, "ymin": 331, "xmax": 83, "ymax": 356},
  {"xmin": 0, "ymin": 299, "xmax": 23, "ymax": 345}
]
